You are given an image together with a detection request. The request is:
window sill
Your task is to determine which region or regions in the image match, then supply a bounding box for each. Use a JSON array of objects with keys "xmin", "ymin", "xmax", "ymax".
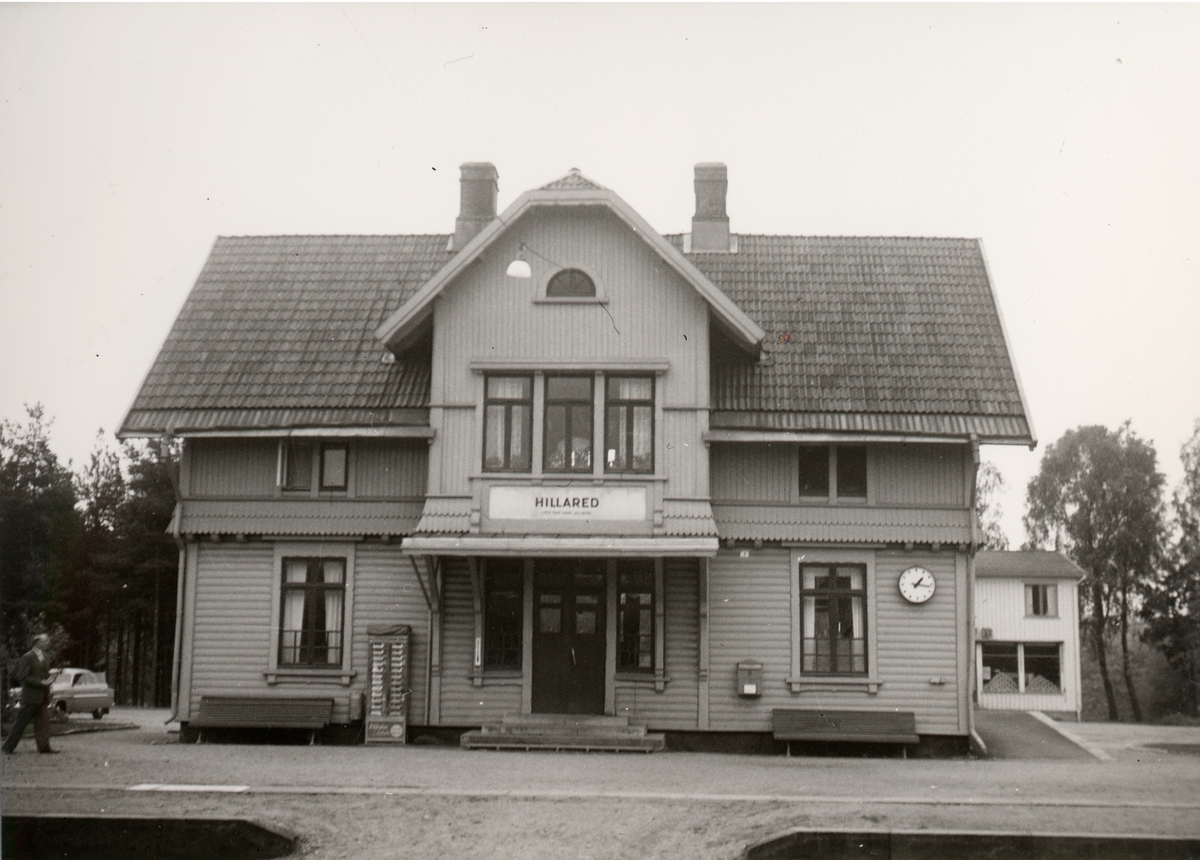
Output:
[
  {"xmin": 470, "ymin": 671, "xmax": 523, "ymax": 687},
  {"xmin": 532, "ymin": 296, "xmax": 609, "ymax": 305},
  {"xmin": 615, "ymin": 673, "xmax": 669, "ymax": 692},
  {"xmin": 787, "ymin": 675, "xmax": 880, "ymax": 695},
  {"xmin": 265, "ymin": 668, "xmax": 357, "ymax": 686}
]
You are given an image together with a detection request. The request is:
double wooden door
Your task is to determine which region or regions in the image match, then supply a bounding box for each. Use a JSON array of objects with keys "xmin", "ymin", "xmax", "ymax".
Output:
[{"xmin": 531, "ymin": 560, "xmax": 606, "ymax": 714}]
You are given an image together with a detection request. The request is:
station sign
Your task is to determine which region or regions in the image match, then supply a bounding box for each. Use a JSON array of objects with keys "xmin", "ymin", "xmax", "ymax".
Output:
[{"xmin": 488, "ymin": 485, "xmax": 647, "ymax": 521}]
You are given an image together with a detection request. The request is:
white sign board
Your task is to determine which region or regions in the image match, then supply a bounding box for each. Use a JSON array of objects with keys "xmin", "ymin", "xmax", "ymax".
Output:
[{"xmin": 489, "ymin": 485, "xmax": 647, "ymax": 521}]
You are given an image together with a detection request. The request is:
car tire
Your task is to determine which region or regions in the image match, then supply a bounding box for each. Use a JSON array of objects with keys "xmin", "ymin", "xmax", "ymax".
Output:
[
  {"xmin": 92, "ymin": 709, "xmax": 105, "ymax": 720},
  {"xmin": 53, "ymin": 701, "xmax": 69, "ymax": 722}
]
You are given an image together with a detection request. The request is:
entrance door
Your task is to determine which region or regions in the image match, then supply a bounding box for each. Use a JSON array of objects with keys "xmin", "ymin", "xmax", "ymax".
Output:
[{"xmin": 532, "ymin": 560, "xmax": 607, "ymax": 714}]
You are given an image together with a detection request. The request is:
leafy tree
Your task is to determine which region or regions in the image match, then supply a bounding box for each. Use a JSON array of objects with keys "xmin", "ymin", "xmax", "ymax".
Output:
[
  {"xmin": 1141, "ymin": 419, "xmax": 1200, "ymax": 716},
  {"xmin": 1024, "ymin": 423, "xmax": 1165, "ymax": 721},
  {"xmin": 0, "ymin": 405, "xmax": 80, "ymax": 671},
  {"xmin": 975, "ymin": 461, "xmax": 1010, "ymax": 550}
]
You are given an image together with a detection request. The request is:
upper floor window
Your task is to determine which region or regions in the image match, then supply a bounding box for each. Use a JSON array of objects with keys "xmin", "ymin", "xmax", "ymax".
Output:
[
  {"xmin": 484, "ymin": 376, "xmax": 533, "ymax": 472},
  {"xmin": 283, "ymin": 440, "xmax": 314, "ymax": 490},
  {"xmin": 797, "ymin": 444, "xmax": 867, "ymax": 501},
  {"xmin": 1025, "ymin": 583, "xmax": 1058, "ymax": 617},
  {"xmin": 605, "ymin": 377, "xmax": 654, "ymax": 473},
  {"xmin": 546, "ymin": 268, "xmax": 595, "ymax": 298},
  {"xmin": 282, "ymin": 441, "xmax": 348, "ymax": 492},
  {"xmin": 320, "ymin": 443, "xmax": 348, "ymax": 490},
  {"xmin": 279, "ymin": 557, "xmax": 345, "ymax": 667},
  {"xmin": 801, "ymin": 564, "xmax": 867, "ymax": 674},
  {"xmin": 544, "ymin": 376, "xmax": 593, "ymax": 473}
]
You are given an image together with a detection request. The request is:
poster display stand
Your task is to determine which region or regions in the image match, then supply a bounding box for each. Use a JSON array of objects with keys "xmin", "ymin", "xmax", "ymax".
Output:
[{"xmin": 365, "ymin": 624, "xmax": 411, "ymax": 744}]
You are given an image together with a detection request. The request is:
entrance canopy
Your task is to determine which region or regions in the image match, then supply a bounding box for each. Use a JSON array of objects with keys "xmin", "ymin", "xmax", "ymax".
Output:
[{"xmin": 401, "ymin": 535, "xmax": 718, "ymax": 558}]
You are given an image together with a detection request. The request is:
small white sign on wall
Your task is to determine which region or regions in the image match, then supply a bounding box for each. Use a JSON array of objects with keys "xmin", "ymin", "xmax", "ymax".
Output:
[{"xmin": 489, "ymin": 485, "xmax": 647, "ymax": 521}]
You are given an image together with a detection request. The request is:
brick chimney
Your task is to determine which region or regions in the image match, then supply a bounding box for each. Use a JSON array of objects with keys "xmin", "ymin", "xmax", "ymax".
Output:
[
  {"xmin": 452, "ymin": 162, "xmax": 498, "ymax": 251},
  {"xmin": 690, "ymin": 162, "xmax": 731, "ymax": 252}
]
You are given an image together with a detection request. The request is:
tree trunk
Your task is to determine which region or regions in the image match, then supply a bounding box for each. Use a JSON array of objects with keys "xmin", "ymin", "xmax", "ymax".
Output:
[
  {"xmin": 1092, "ymin": 582, "xmax": 1120, "ymax": 721},
  {"xmin": 1119, "ymin": 578, "xmax": 1143, "ymax": 722}
]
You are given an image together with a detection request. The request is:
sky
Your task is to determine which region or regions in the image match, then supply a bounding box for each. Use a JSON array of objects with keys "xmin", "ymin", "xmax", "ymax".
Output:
[{"xmin": 2, "ymin": 3, "xmax": 1198, "ymax": 546}]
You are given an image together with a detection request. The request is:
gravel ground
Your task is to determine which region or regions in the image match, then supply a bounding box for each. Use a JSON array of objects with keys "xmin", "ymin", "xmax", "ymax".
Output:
[{"xmin": 4, "ymin": 709, "xmax": 1200, "ymax": 859}]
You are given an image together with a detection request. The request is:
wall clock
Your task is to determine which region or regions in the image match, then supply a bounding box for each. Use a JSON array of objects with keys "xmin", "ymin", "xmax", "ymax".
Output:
[{"xmin": 898, "ymin": 566, "xmax": 936, "ymax": 604}]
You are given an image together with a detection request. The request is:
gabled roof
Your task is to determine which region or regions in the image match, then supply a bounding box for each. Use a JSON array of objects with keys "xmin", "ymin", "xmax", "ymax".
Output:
[
  {"xmin": 975, "ymin": 550, "xmax": 1086, "ymax": 580},
  {"xmin": 374, "ymin": 170, "xmax": 767, "ymax": 353},
  {"xmin": 683, "ymin": 235, "xmax": 1034, "ymax": 444},
  {"xmin": 120, "ymin": 235, "xmax": 442, "ymax": 436}
]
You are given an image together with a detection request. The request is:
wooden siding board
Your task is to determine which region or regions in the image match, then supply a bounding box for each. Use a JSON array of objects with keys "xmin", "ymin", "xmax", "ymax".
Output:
[
  {"xmin": 874, "ymin": 445, "xmax": 965, "ymax": 507},
  {"xmin": 705, "ymin": 548, "xmax": 964, "ymax": 735},
  {"xmin": 189, "ymin": 439, "xmax": 277, "ymax": 497},
  {"xmin": 615, "ymin": 559, "xmax": 700, "ymax": 729},
  {"xmin": 438, "ymin": 560, "xmax": 522, "ymax": 724},
  {"xmin": 710, "ymin": 443, "xmax": 794, "ymax": 504},
  {"xmin": 355, "ymin": 440, "xmax": 428, "ymax": 498}
]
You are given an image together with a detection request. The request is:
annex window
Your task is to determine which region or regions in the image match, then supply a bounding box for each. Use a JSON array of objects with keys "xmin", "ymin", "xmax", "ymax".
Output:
[
  {"xmin": 279, "ymin": 557, "xmax": 345, "ymax": 667},
  {"xmin": 484, "ymin": 376, "xmax": 533, "ymax": 472},
  {"xmin": 1025, "ymin": 583, "xmax": 1058, "ymax": 617},
  {"xmin": 544, "ymin": 375, "xmax": 593, "ymax": 473},
  {"xmin": 618, "ymin": 562, "xmax": 656, "ymax": 672},
  {"xmin": 546, "ymin": 268, "xmax": 596, "ymax": 298},
  {"xmin": 981, "ymin": 642, "xmax": 1062, "ymax": 695},
  {"xmin": 483, "ymin": 560, "xmax": 523, "ymax": 671},
  {"xmin": 801, "ymin": 564, "xmax": 867, "ymax": 674},
  {"xmin": 605, "ymin": 377, "xmax": 654, "ymax": 473},
  {"xmin": 283, "ymin": 441, "xmax": 314, "ymax": 490}
]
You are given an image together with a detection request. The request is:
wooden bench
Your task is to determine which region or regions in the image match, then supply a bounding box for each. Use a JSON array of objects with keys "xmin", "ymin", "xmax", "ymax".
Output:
[
  {"xmin": 772, "ymin": 709, "xmax": 918, "ymax": 755},
  {"xmin": 190, "ymin": 695, "xmax": 334, "ymax": 743}
]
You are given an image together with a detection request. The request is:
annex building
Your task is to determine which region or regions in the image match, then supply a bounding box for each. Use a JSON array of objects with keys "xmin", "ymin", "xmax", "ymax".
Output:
[{"xmin": 120, "ymin": 163, "xmax": 1035, "ymax": 752}]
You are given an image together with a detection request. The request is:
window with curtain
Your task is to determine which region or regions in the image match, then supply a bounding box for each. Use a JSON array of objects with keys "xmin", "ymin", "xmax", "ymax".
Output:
[
  {"xmin": 605, "ymin": 377, "xmax": 654, "ymax": 473},
  {"xmin": 544, "ymin": 376, "xmax": 593, "ymax": 472},
  {"xmin": 618, "ymin": 562, "xmax": 655, "ymax": 672},
  {"xmin": 279, "ymin": 557, "xmax": 345, "ymax": 666},
  {"xmin": 801, "ymin": 564, "xmax": 867, "ymax": 674},
  {"xmin": 1025, "ymin": 583, "xmax": 1058, "ymax": 617},
  {"xmin": 483, "ymin": 375, "xmax": 533, "ymax": 471}
]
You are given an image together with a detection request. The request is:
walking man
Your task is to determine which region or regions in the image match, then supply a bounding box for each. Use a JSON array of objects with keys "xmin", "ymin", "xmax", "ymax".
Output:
[{"xmin": 2, "ymin": 633, "xmax": 58, "ymax": 754}]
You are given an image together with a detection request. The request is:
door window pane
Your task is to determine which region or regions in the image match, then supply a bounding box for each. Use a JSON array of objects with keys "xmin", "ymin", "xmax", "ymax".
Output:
[
  {"xmin": 484, "ymin": 561, "xmax": 523, "ymax": 670},
  {"xmin": 618, "ymin": 563, "xmax": 655, "ymax": 672}
]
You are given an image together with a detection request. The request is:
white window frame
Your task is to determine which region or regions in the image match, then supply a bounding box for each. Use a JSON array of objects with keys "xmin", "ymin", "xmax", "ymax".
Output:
[
  {"xmin": 788, "ymin": 548, "xmax": 880, "ymax": 694},
  {"xmin": 265, "ymin": 542, "xmax": 357, "ymax": 686},
  {"xmin": 533, "ymin": 265, "xmax": 609, "ymax": 304},
  {"xmin": 1024, "ymin": 581, "xmax": 1059, "ymax": 617}
]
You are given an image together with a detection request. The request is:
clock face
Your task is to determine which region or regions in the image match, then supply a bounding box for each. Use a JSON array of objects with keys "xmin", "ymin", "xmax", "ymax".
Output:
[{"xmin": 898, "ymin": 566, "xmax": 936, "ymax": 604}]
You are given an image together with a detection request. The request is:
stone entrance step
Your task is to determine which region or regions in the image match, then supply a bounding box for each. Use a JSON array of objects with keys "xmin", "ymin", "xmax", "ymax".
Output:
[{"xmin": 461, "ymin": 713, "xmax": 666, "ymax": 752}]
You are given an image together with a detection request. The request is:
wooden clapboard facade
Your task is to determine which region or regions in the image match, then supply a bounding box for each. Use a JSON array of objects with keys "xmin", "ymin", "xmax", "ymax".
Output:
[{"xmin": 120, "ymin": 163, "xmax": 1034, "ymax": 747}]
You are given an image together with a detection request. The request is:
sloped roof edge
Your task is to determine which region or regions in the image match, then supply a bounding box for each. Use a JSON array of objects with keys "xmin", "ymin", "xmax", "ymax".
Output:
[{"xmin": 374, "ymin": 187, "xmax": 767, "ymax": 353}]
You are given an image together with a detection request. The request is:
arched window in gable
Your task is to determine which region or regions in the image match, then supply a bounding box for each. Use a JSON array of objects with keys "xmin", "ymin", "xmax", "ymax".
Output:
[{"xmin": 546, "ymin": 268, "xmax": 596, "ymax": 298}]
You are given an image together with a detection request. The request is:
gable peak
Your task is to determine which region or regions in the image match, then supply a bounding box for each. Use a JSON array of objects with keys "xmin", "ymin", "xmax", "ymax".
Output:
[{"xmin": 540, "ymin": 168, "xmax": 607, "ymax": 192}]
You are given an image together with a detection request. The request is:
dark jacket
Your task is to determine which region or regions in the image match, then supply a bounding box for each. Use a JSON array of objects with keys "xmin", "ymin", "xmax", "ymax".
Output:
[{"xmin": 15, "ymin": 648, "xmax": 52, "ymax": 705}]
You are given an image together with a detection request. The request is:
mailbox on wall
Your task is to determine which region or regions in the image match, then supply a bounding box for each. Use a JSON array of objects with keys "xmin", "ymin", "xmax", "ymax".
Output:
[
  {"xmin": 365, "ymin": 624, "xmax": 411, "ymax": 744},
  {"xmin": 736, "ymin": 660, "xmax": 763, "ymax": 698}
]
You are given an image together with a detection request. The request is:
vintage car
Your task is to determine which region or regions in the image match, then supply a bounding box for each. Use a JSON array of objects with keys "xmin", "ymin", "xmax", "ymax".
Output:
[{"xmin": 5, "ymin": 668, "xmax": 114, "ymax": 720}]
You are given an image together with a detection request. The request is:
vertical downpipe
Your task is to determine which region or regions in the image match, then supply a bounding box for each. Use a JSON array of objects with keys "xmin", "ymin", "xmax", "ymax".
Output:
[{"xmin": 967, "ymin": 436, "xmax": 981, "ymax": 747}]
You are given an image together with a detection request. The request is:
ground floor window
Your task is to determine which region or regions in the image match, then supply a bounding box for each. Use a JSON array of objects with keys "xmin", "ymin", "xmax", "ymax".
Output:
[
  {"xmin": 618, "ymin": 561, "xmax": 655, "ymax": 672},
  {"xmin": 279, "ymin": 557, "xmax": 345, "ymax": 666},
  {"xmin": 801, "ymin": 564, "xmax": 867, "ymax": 674},
  {"xmin": 484, "ymin": 560, "xmax": 524, "ymax": 670},
  {"xmin": 981, "ymin": 642, "xmax": 1062, "ymax": 694}
]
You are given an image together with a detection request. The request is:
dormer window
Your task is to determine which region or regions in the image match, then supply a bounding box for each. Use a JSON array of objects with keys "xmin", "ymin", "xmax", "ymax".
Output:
[{"xmin": 546, "ymin": 268, "xmax": 595, "ymax": 298}]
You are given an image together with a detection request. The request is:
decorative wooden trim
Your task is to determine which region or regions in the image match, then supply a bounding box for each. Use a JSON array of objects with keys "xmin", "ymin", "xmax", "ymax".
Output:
[
  {"xmin": 704, "ymin": 430, "xmax": 977, "ymax": 445},
  {"xmin": 470, "ymin": 359, "xmax": 670, "ymax": 374},
  {"xmin": 179, "ymin": 426, "xmax": 435, "ymax": 439}
]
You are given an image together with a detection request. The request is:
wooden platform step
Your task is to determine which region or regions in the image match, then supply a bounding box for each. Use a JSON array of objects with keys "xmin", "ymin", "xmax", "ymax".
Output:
[{"xmin": 461, "ymin": 713, "xmax": 666, "ymax": 752}]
